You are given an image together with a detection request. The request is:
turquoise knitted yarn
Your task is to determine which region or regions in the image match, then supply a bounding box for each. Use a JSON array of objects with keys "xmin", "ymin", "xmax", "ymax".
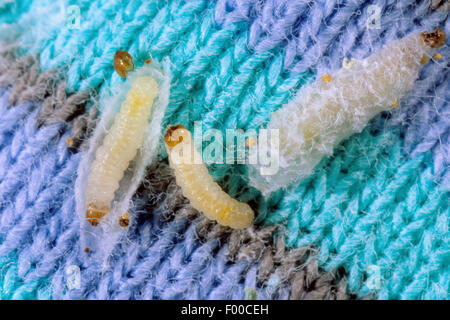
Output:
[{"xmin": 0, "ymin": 0, "xmax": 448, "ymax": 300}]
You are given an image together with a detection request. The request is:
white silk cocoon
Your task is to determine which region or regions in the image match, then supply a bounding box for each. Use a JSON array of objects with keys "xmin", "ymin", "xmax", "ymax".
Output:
[{"xmin": 75, "ymin": 59, "xmax": 171, "ymax": 267}]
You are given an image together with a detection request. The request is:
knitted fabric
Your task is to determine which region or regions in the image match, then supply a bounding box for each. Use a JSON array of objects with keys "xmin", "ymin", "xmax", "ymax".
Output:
[{"xmin": 0, "ymin": 0, "xmax": 448, "ymax": 300}]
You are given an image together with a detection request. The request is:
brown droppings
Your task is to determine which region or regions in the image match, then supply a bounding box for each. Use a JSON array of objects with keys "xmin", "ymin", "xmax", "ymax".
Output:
[
  {"xmin": 119, "ymin": 213, "xmax": 130, "ymax": 228},
  {"xmin": 86, "ymin": 203, "xmax": 109, "ymax": 226},
  {"xmin": 84, "ymin": 247, "xmax": 90, "ymax": 253},
  {"xmin": 420, "ymin": 55, "xmax": 429, "ymax": 65},
  {"xmin": 421, "ymin": 28, "xmax": 446, "ymax": 48},
  {"xmin": 114, "ymin": 50, "xmax": 134, "ymax": 78},
  {"xmin": 321, "ymin": 74, "xmax": 332, "ymax": 83},
  {"xmin": 144, "ymin": 59, "xmax": 152, "ymax": 64},
  {"xmin": 164, "ymin": 124, "xmax": 187, "ymax": 148}
]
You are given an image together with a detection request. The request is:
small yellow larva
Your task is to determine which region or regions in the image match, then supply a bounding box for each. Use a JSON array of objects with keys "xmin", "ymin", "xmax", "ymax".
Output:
[
  {"xmin": 249, "ymin": 29, "xmax": 446, "ymax": 196},
  {"xmin": 164, "ymin": 125, "xmax": 254, "ymax": 229},
  {"xmin": 85, "ymin": 76, "xmax": 159, "ymax": 225}
]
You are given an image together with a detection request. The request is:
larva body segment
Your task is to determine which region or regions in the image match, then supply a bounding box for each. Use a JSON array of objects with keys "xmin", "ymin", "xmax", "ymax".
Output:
[
  {"xmin": 165, "ymin": 125, "xmax": 254, "ymax": 229},
  {"xmin": 85, "ymin": 76, "xmax": 158, "ymax": 225},
  {"xmin": 249, "ymin": 29, "xmax": 446, "ymax": 196}
]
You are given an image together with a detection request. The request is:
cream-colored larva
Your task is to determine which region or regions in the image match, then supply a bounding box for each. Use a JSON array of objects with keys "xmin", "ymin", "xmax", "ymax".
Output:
[
  {"xmin": 85, "ymin": 76, "xmax": 159, "ymax": 225},
  {"xmin": 164, "ymin": 125, "xmax": 255, "ymax": 229},
  {"xmin": 249, "ymin": 29, "xmax": 446, "ymax": 196}
]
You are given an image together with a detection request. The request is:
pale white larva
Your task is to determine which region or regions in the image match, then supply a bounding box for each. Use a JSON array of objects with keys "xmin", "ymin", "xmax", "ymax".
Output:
[
  {"xmin": 248, "ymin": 29, "xmax": 446, "ymax": 196},
  {"xmin": 164, "ymin": 125, "xmax": 255, "ymax": 229},
  {"xmin": 85, "ymin": 76, "xmax": 158, "ymax": 225}
]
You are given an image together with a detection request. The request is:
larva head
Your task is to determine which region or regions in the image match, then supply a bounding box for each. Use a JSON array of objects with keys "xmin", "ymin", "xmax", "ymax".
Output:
[
  {"xmin": 86, "ymin": 203, "xmax": 109, "ymax": 226},
  {"xmin": 421, "ymin": 28, "xmax": 446, "ymax": 48},
  {"xmin": 164, "ymin": 124, "xmax": 191, "ymax": 149}
]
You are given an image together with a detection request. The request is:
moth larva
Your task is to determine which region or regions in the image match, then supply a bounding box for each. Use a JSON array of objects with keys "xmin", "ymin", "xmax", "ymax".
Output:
[
  {"xmin": 85, "ymin": 76, "xmax": 159, "ymax": 225},
  {"xmin": 164, "ymin": 125, "xmax": 254, "ymax": 229},
  {"xmin": 249, "ymin": 29, "xmax": 446, "ymax": 196}
]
